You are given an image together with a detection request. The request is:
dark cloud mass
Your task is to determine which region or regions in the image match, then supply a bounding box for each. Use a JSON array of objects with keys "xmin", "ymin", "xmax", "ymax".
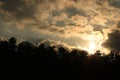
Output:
[
  {"xmin": 102, "ymin": 30, "xmax": 120, "ymax": 50},
  {"xmin": 0, "ymin": 0, "xmax": 37, "ymax": 20},
  {"xmin": 102, "ymin": 21, "xmax": 120, "ymax": 50},
  {"xmin": 108, "ymin": 0, "xmax": 120, "ymax": 8},
  {"xmin": 102, "ymin": 20, "xmax": 120, "ymax": 50},
  {"xmin": 64, "ymin": 6, "xmax": 86, "ymax": 18}
]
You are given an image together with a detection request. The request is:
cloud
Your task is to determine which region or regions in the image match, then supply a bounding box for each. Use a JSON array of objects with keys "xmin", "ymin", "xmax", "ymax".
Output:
[
  {"xmin": 55, "ymin": 21, "xmax": 66, "ymax": 26},
  {"xmin": 63, "ymin": 6, "xmax": 86, "ymax": 18},
  {"xmin": 0, "ymin": 0, "xmax": 37, "ymax": 20},
  {"xmin": 0, "ymin": 23, "xmax": 45, "ymax": 44},
  {"xmin": 105, "ymin": 19, "xmax": 115, "ymax": 27},
  {"xmin": 93, "ymin": 24, "xmax": 103, "ymax": 33},
  {"xmin": 38, "ymin": 39, "xmax": 73, "ymax": 49},
  {"xmin": 0, "ymin": 0, "xmax": 120, "ymax": 52},
  {"xmin": 108, "ymin": 0, "xmax": 120, "ymax": 8},
  {"xmin": 117, "ymin": 21, "xmax": 120, "ymax": 28},
  {"xmin": 51, "ymin": 9, "xmax": 61, "ymax": 17},
  {"xmin": 102, "ymin": 21, "xmax": 120, "ymax": 50},
  {"xmin": 102, "ymin": 30, "xmax": 120, "ymax": 50}
]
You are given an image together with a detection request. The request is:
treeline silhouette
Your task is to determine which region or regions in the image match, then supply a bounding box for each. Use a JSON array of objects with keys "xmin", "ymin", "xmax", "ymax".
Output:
[{"xmin": 0, "ymin": 37, "xmax": 120, "ymax": 80}]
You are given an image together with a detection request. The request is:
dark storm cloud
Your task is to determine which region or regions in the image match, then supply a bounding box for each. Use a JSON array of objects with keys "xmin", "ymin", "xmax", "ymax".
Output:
[
  {"xmin": 0, "ymin": 0, "xmax": 38, "ymax": 20},
  {"xmin": 108, "ymin": 0, "xmax": 120, "ymax": 8},
  {"xmin": 102, "ymin": 30, "xmax": 120, "ymax": 50},
  {"xmin": 64, "ymin": 6, "xmax": 86, "ymax": 18}
]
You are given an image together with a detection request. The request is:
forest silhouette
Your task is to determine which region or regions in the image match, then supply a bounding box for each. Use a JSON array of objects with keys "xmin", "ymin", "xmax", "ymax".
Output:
[{"xmin": 0, "ymin": 37, "xmax": 120, "ymax": 80}]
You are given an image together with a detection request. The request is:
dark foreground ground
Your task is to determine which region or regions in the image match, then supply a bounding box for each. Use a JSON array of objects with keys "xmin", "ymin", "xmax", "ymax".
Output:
[{"xmin": 1, "ymin": 53, "xmax": 120, "ymax": 80}]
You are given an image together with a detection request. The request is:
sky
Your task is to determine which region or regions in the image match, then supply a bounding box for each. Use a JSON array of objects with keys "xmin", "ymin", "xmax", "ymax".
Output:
[{"xmin": 0, "ymin": 0, "xmax": 120, "ymax": 54}]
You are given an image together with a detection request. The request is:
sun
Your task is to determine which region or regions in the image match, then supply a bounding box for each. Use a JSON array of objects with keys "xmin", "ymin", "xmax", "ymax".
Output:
[
  {"xmin": 77, "ymin": 33, "xmax": 105, "ymax": 54},
  {"xmin": 89, "ymin": 42, "xmax": 96, "ymax": 50},
  {"xmin": 88, "ymin": 42, "xmax": 97, "ymax": 54},
  {"xmin": 77, "ymin": 41, "xmax": 98, "ymax": 54},
  {"xmin": 84, "ymin": 34, "xmax": 103, "ymax": 54}
]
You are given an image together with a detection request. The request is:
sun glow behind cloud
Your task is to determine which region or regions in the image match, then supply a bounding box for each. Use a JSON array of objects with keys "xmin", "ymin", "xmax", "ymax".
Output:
[
  {"xmin": 88, "ymin": 34, "xmax": 102, "ymax": 53},
  {"xmin": 76, "ymin": 33, "xmax": 109, "ymax": 54}
]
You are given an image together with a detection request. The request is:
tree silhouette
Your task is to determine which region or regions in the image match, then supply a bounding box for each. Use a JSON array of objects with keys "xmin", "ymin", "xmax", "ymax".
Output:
[
  {"xmin": 8, "ymin": 37, "xmax": 17, "ymax": 45},
  {"xmin": 18, "ymin": 41, "xmax": 35, "ymax": 56}
]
